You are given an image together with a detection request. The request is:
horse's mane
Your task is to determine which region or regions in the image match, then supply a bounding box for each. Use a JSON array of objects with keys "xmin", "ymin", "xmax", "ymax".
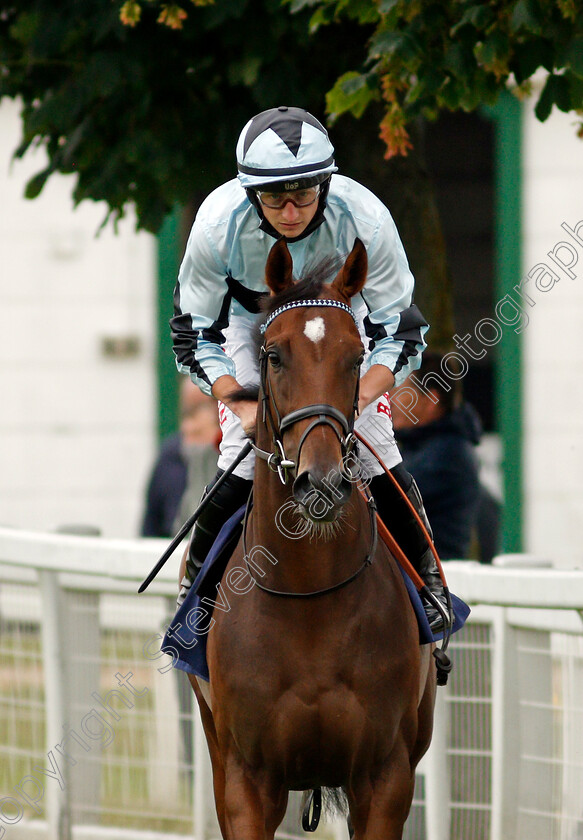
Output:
[
  {"xmin": 261, "ymin": 253, "xmax": 343, "ymax": 318},
  {"xmin": 227, "ymin": 254, "xmax": 343, "ymax": 407}
]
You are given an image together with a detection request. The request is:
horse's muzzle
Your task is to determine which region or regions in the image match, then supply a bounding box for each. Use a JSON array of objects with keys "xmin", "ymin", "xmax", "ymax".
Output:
[{"xmin": 292, "ymin": 468, "xmax": 352, "ymax": 523}]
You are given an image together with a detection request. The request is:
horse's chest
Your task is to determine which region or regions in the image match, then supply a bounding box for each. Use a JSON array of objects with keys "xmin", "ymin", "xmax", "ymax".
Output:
[
  {"xmin": 211, "ymin": 596, "xmax": 413, "ymax": 729},
  {"xmin": 207, "ymin": 566, "xmax": 420, "ymax": 786}
]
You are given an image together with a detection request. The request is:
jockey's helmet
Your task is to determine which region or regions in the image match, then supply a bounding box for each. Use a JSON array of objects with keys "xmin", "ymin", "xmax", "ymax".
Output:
[{"xmin": 236, "ymin": 106, "xmax": 337, "ymax": 192}]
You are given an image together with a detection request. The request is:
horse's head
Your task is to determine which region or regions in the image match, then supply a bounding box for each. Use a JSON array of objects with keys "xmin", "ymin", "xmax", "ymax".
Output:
[{"xmin": 259, "ymin": 238, "xmax": 367, "ymax": 525}]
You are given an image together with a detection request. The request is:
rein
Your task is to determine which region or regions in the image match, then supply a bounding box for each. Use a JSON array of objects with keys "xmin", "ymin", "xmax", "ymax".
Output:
[
  {"xmin": 355, "ymin": 431, "xmax": 454, "ymax": 682},
  {"xmin": 241, "ymin": 488, "xmax": 378, "ymax": 598}
]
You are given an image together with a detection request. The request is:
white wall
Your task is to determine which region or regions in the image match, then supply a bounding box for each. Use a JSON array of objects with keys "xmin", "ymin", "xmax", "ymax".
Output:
[
  {"xmin": 522, "ymin": 98, "xmax": 583, "ymax": 568},
  {"xmin": 0, "ymin": 99, "xmax": 158, "ymax": 537}
]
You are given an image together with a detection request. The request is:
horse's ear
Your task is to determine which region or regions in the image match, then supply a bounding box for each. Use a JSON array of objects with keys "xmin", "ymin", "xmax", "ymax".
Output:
[
  {"xmin": 332, "ymin": 238, "xmax": 368, "ymax": 299},
  {"xmin": 265, "ymin": 239, "xmax": 294, "ymax": 296}
]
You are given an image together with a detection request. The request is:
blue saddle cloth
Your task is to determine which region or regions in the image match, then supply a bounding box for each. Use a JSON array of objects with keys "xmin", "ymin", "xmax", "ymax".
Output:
[{"xmin": 161, "ymin": 507, "xmax": 470, "ymax": 682}]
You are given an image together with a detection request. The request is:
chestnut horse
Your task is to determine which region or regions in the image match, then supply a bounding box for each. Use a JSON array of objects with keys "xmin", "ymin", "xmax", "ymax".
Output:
[{"xmin": 189, "ymin": 238, "xmax": 436, "ymax": 840}]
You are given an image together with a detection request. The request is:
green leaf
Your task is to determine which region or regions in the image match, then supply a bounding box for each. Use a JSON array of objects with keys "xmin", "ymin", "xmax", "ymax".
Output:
[
  {"xmin": 334, "ymin": 0, "xmax": 379, "ymax": 23},
  {"xmin": 227, "ymin": 55, "xmax": 261, "ymax": 86},
  {"xmin": 564, "ymin": 36, "xmax": 583, "ymax": 78},
  {"xmin": 326, "ymin": 70, "xmax": 379, "ymax": 119},
  {"xmin": 24, "ymin": 169, "xmax": 50, "ymax": 199},
  {"xmin": 566, "ymin": 70, "xmax": 583, "ymax": 108},
  {"xmin": 450, "ymin": 5, "xmax": 493, "ymax": 37},
  {"xmin": 510, "ymin": 0, "xmax": 543, "ymax": 34},
  {"xmin": 445, "ymin": 41, "xmax": 474, "ymax": 80},
  {"xmin": 534, "ymin": 75, "xmax": 554, "ymax": 121},
  {"xmin": 437, "ymin": 76, "xmax": 463, "ymax": 110},
  {"xmin": 287, "ymin": 0, "xmax": 320, "ymax": 12},
  {"xmin": 378, "ymin": 0, "xmax": 399, "ymax": 12},
  {"xmin": 83, "ymin": 52, "xmax": 124, "ymax": 98},
  {"xmin": 377, "ymin": 0, "xmax": 401, "ymax": 27},
  {"xmin": 307, "ymin": 4, "xmax": 336, "ymax": 31},
  {"xmin": 8, "ymin": 11, "xmax": 40, "ymax": 45},
  {"xmin": 511, "ymin": 39, "xmax": 555, "ymax": 84},
  {"xmin": 535, "ymin": 73, "xmax": 572, "ymax": 121},
  {"xmin": 369, "ymin": 29, "xmax": 418, "ymax": 62},
  {"xmin": 553, "ymin": 74, "xmax": 572, "ymax": 112},
  {"xmin": 405, "ymin": 68, "xmax": 442, "ymax": 108},
  {"xmin": 474, "ymin": 30, "xmax": 510, "ymax": 72}
]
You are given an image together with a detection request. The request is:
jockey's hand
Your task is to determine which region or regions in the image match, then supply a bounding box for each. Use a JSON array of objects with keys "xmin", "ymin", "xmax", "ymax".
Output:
[
  {"xmin": 358, "ymin": 364, "xmax": 395, "ymax": 414},
  {"xmin": 211, "ymin": 374, "xmax": 258, "ymax": 437},
  {"xmin": 231, "ymin": 400, "xmax": 258, "ymax": 438}
]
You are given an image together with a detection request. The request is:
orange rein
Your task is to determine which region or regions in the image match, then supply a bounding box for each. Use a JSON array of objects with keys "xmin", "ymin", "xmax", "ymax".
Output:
[{"xmin": 354, "ymin": 431, "xmax": 448, "ymax": 591}]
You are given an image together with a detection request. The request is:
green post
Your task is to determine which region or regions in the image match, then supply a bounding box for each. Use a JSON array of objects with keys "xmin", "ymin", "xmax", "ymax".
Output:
[
  {"xmin": 491, "ymin": 91, "xmax": 523, "ymax": 552},
  {"xmin": 156, "ymin": 206, "xmax": 182, "ymax": 442}
]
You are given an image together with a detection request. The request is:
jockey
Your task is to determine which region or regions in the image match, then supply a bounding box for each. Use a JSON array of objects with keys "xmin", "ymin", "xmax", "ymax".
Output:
[{"xmin": 171, "ymin": 106, "xmax": 449, "ymax": 631}]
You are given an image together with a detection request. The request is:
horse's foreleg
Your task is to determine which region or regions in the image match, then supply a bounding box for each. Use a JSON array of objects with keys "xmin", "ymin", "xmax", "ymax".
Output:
[
  {"xmin": 348, "ymin": 741, "xmax": 416, "ymax": 840},
  {"xmin": 411, "ymin": 649, "xmax": 437, "ymax": 768},
  {"xmin": 222, "ymin": 753, "xmax": 288, "ymax": 840},
  {"xmin": 188, "ymin": 675, "xmax": 228, "ymax": 839}
]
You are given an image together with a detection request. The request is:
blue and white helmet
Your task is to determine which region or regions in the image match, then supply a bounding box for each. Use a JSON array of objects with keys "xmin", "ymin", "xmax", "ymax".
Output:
[{"xmin": 236, "ymin": 106, "xmax": 338, "ymax": 190}]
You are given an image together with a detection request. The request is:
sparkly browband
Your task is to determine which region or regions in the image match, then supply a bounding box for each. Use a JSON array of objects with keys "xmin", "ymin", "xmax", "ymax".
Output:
[{"xmin": 260, "ymin": 299, "xmax": 358, "ymax": 334}]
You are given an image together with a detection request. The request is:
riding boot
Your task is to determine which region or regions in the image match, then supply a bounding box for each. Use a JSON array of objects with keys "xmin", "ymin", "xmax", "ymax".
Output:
[
  {"xmin": 177, "ymin": 470, "xmax": 253, "ymax": 607},
  {"xmin": 369, "ymin": 465, "xmax": 450, "ymax": 632}
]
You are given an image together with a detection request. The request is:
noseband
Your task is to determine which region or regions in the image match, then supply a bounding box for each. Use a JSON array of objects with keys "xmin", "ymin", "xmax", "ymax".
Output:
[{"xmin": 251, "ymin": 299, "xmax": 362, "ymax": 484}]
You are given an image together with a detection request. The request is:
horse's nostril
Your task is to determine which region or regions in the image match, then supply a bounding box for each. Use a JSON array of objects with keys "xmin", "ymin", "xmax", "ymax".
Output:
[
  {"xmin": 292, "ymin": 471, "xmax": 313, "ymax": 507},
  {"xmin": 324, "ymin": 469, "xmax": 352, "ymax": 503},
  {"xmin": 293, "ymin": 469, "xmax": 352, "ymax": 521}
]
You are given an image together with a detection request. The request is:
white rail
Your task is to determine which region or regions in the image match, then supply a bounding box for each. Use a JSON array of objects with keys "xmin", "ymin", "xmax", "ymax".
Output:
[{"xmin": 1, "ymin": 526, "xmax": 582, "ymax": 840}]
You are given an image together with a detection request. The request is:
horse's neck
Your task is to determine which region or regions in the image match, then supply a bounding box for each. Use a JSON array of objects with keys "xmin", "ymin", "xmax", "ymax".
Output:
[{"xmin": 249, "ymin": 460, "xmax": 367, "ymax": 594}]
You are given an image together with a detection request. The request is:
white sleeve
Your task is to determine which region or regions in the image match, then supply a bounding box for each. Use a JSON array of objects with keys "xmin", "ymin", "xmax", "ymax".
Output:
[
  {"xmin": 170, "ymin": 220, "xmax": 236, "ymax": 395},
  {"xmin": 359, "ymin": 213, "xmax": 428, "ymax": 385}
]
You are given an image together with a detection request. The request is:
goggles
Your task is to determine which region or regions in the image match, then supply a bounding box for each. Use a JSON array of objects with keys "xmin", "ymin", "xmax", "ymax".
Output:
[{"xmin": 256, "ymin": 185, "xmax": 320, "ymax": 209}]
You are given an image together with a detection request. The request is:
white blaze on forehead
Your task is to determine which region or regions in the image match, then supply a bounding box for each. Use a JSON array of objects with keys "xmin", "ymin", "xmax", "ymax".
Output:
[{"xmin": 304, "ymin": 316, "xmax": 326, "ymax": 343}]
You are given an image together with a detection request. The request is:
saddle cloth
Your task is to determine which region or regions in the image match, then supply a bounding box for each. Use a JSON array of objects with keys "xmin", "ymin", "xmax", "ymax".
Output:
[{"xmin": 161, "ymin": 507, "xmax": 470, "ymax": 682}]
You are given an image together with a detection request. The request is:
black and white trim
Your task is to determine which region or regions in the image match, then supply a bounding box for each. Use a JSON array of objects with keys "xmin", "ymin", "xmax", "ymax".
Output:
[
  {"xmin": 238, "ymin": 155, "xmax": 336, "ymax": 178},
  {"xmin": 260, "ymin": 299, "xmax": 358, "ymax": 335},
  {"xmin": 391, "ymin": 304, "xmax": 429, "ymax": 377}
]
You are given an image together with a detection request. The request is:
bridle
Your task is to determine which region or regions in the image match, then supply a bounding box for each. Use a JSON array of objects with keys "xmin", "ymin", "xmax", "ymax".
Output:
[
  {"xmin": 250, "ymin": 298, "xmax": 362, "ymax": 484},
  {"xmin": 243, "ymin": 296, "xmax": 376, "ymax": 599}
]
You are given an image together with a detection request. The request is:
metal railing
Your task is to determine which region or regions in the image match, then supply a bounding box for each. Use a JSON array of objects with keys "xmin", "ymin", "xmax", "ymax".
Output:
[{"xmin": 1, "ymin": 526, "xmax": 582, "ymax": 840}]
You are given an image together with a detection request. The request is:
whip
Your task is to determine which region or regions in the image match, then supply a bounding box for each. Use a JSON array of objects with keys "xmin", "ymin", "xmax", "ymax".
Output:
[{"xmin": 138, "ymin": 441, "xmax": 253, "ymax": 593}]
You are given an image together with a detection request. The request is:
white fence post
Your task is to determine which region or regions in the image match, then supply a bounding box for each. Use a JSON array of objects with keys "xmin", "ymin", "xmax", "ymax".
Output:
[
  {"xmin": 422, "ymin": 685, "xmax": 450, "ymax": 840},
  {"xmin": 194, "ymin": 707, "xmax": 222, "ymax": 840},
  {"xmin": 38, "ymin": 570, "xmax": 71, "ymax": 840},
  {"xmin": 148, "ymin": 663, "xmax": 181, "ymax": 805},
  {"xmin": 60, "ymin": 587, "xmax": 101, "ymax": 827},
  {"xmin": 194, "ymin": 708, "xmax": 208, "ymax": 840},
  {"xmin": 490, "ymin": 607, "xmax": 520, "ymax": 840}
]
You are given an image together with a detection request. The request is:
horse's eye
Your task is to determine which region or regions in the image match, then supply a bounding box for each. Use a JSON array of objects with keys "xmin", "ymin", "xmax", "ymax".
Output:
[
  {"xmin": 268, "ymin": 350, "xmax": 282, "ymax": 369},
  {"xmin": 354, "ymin": 353, "xmax": 364, "ymax": 373}
]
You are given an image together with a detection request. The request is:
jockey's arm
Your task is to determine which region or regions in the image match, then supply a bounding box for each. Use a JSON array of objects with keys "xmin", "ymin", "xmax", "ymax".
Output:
[
  {"xmin": 212, "ymin": 364, "xmax": 395, "ymax": 433},
  {"xmin": 211, "ymin": 374, "xmax": 258, "ymax": 437},
  {"xmin": 358, "ymin": 364, "xmax": 395, "ymax": 415}
]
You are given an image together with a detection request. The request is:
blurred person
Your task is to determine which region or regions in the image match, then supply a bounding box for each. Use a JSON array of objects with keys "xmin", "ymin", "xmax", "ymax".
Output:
[
  {"xmin": 391, "ymin": 352, "xmax": 491, "ymax": 560},
  {"xmin": 141, "ymin": 378, "xmax": 220, "ymax": 538},
  {"xmin": 474, "ymin": 483, "xmax": 501, "ymax": 564}
]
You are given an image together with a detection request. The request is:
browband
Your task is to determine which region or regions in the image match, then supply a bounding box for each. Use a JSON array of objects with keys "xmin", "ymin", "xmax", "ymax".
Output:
[{"xmin": 260, "ymin": 299, "xmax": 358, "ymax": 334}]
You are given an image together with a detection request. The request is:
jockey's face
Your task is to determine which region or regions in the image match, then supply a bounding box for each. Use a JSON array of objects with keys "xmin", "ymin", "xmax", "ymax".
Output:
[{"xmin": 258, "ymin": 189, "xmax": 319, "ymax": 238}]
